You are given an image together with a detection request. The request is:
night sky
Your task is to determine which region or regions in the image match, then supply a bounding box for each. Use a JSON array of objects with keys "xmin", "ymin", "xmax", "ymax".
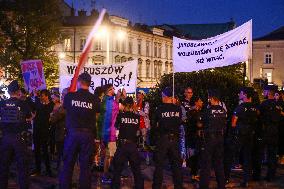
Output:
[{"xmin": 66, "ymin": 0, "xmax": 284, "ymax": 38}]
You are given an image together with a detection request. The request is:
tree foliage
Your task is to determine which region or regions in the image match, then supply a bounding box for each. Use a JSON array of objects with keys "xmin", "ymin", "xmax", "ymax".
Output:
[
  {"xmin": 0, "ymin": 0, "xmax": 63, "ymax": 87},
  {"xmin": 146, "ymin": 64, "xmax": 245, "ymax": 116}
]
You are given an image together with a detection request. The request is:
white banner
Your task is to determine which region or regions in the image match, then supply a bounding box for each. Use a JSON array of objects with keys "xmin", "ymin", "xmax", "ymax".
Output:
[
  {"xmin": 59, "ymin": 60, "xmax": 138, "ymax": 93},
  {"xmin": 173, "ymin": 20, "xmax": 252, "ymax": 72}
]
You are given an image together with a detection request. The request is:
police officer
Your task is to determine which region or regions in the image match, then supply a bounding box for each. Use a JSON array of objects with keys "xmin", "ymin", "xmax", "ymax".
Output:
[
  {"xmin": 199, "ymin": 89, "xmax": 226, "ymax": 189},
  {"xmin": 59, "ymin": 73, "xmax": 99, "ymax": 189},
  {"xmin": 152, "ymin": 87, "xmax": 183, "ymax": 189},
  {"xmin": 259, "ymin": 87, "xmax": 283, "ymax": 181},
  {"xmin": 111, "ymin": 96, "xmax": 143, "ymax": 189},
  {"xmin": 0, "ymin": 80, "xmax": 32, "ymax": 189},
  {"xmin": 228, "ymin": 87, "xmax": 258, "ymax": 187}
]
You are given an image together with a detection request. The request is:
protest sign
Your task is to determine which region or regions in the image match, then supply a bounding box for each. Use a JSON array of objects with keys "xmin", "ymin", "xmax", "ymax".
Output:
[
  {"xmin": 173, "ymin": 20, "xmax": 252, "ymax": 72},
  {"xmin": 20, "ymin": 60, "xmax": 46, "ymax": 93},
  {"xmin": 60, "ymin": 60, "xmax": 138, "ymax": 93}
]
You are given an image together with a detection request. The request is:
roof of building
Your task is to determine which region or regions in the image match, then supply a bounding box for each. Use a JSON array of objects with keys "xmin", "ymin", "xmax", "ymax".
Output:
[
  {"xmin": 156, "ymin": 21, "xmax": 236, "ymax": 39},
  {"xmin": 254, "ymin": 26, "xmax": 284, "ymax": 41}
]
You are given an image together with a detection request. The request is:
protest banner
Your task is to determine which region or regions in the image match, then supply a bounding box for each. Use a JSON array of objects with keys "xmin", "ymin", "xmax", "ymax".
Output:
[
  {"xmin": 173, "ymin": 20, "xmax": 252, "ymax": 72},
  {"xmin": 60, "ymin": 60, "xmax": 138, "ymax": 93},
  {"xmin": 20, "ymin": 59, "xmax": 46, "ymax": 93}
]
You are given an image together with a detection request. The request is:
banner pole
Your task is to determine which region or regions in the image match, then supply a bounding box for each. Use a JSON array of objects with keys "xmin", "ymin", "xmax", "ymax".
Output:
[{"xmin": 172, "ymin": 71, "xmax": 175, "ymax": 100}]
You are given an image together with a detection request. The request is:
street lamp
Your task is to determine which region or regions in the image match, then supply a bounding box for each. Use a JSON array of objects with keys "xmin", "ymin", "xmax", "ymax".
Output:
[
  {"xmin": 94, "ymin": 26, "xmax": 110, "ymax": 64},
  {"xmin": 117, "ymin": 30, "xmax": 126, "ymax": 40}
]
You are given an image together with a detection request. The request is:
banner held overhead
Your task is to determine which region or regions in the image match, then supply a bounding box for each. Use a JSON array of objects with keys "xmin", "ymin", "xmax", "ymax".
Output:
[
  {"xmin": 60, "ymin": 60, "xmax": 138, "ymax": 93},
  {"xmin": 173, "ymin": 20, "xmax": 252, "ymax": 72}
]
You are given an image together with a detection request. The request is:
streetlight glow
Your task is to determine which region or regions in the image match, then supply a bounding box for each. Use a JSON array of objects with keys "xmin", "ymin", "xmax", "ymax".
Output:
[
  {"xmin": 117, "ymin": 30, "xmax": 126, "ymax": 40},
  {"xmin": 59, "ymin": 52, "xmax": 66, "ymax": 59}
]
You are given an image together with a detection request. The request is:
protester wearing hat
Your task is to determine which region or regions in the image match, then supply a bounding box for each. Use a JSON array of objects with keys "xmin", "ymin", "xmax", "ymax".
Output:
[
  {"xmin": 199, "ymin": 89, "xmax": 227, "ymax": 189},
  {"xmin": 0, "ymin": 80, "xmax": 32, "ymax": 189},
  {"xmin": 111, "ymin": 96, "xmax": 144, "ymax": 189},
  {"xmin": 152, "ymin": 87, "xmax": 183, "ymax": 189},
  {"xmin": 225, "ymin": 87, "xmax": 258, "ymax": 187},
  {"xmin": 59, "ymin": 72, "xmax": 100, "ymax": 189}
]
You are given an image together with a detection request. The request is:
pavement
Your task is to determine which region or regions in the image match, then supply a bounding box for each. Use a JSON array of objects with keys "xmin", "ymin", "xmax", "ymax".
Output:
[{"xmin": 7, "ymin": 159, "xmax": 284, "ymax": 189}]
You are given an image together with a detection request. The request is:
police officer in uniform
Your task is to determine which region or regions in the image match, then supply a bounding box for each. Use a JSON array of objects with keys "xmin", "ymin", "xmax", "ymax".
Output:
[
  {"xmin": 0, "ymin": 80, "xmax": 32, "ymax": 189},
  {"xmin": 59, "ymin": 73, "xmax": 99, "ymax": 189},
  {"xmin": 259, "ymin": 87, "xmax": 283, "ymax": 181},
  {"xmin": 111, "ymin": 96, "xmax": 143, "ymax": 189},
  {"xmin": 228, "ymin": 87, "xmax": 258, "ymax": 187},
  {"xmin": 152, "ymin": 87, "xmax": 183, "ymax": 189},
  {"xmin": 199, "ymin": 89, "xmax": 226, "ymax": 189}
]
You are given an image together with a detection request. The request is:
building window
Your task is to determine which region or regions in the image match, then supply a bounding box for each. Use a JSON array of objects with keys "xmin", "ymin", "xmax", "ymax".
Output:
[
  {"xmin": 154, "ymin": 61, "xmax": 158, "ymax": 78},
  {"xmin": 137, "ymin": 39, "xmax": 142, "ymax": 55},
  {"xmin": 64, "ymin": 38, "xmax": 71, "ymax": 51},
  {"xmin": 115, "ymin": 55, "xmax": 121, "ymax": 64},
  {"xmin": 94, "ymin": 39, "xmax": 102, "ymax": 51},
  {"xmin": 121, "ymin": 56, "xmax": 127, "ymax": 63},
  {"xmin": 116, "ymin": 40, "xmax": 120, "ymax": 52},
  {"xmin": 158, "ymin": 61, "xmax": 162, "ymax": 77},
  {"xmin": 80, "ymin": 37, "xmax": 86, "ymax": 51},
  {"xmin": 158, "ymin": 43, "xmax": 162, "ymax": 58},
  {"xmin": 146, "ymin": 41, "xmax": 150, "ymax": 57},
  {"xmin": 128, "ymin": 57, "xmax": 133, "ymax": 61},
  {"xmin": 146, "ymin": 60, "xmax": 150, "ymax": 78},
  {"xmin": 154, "ymin": 42, "xmax": 157, "ymax": 57},
  {"xmin": 128, "ymin": 38, "xmax": 133, "ymax": 54},
  {"xmin": 165, "ymin": 62, "xmax": 169, "ymax": 74},
  {"xmin": 138, "ymin": 59, "xmax": 142, "ymax": 77},
  {"xmin": 169, "ymin": 62, "xmax": 173, "ymax": 73},
  {"xmin": 264, "ymin": 53, "xmax": 272, "ymax": 64},
  {"xmin": 165, "ymin": 44, "xmax": 168, "ymax": 59},
  {"xmin": 262, "ymin": 68, "xmax": 273, "ymax": 83},
  {"xmin": 121, "ymin": 41, "xmax": 126, "ymax": 53}
]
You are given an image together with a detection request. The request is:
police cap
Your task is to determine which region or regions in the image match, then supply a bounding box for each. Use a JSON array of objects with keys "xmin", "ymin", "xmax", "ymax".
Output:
[
  {"xmin": 162, "ymin": 87, "xmax": 173, "ymax": 97},
  {"xmin": 8, "ymin": 80, "xmax": 20, "ymax": 93},
  {"xmin": 78, "ymin": 72, "xmax": 91, "ymax": 83}
]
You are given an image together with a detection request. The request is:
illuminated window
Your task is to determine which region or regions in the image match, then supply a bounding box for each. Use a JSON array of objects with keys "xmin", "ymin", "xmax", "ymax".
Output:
[{"xmin": 64, "ymin": 38, "xmax": 71, "ymax": 51}]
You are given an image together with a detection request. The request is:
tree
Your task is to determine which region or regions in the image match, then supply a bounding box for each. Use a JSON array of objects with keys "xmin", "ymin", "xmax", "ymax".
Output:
[
  {"xmin": 0, "ymin": 0, "xmax": 63, "ymax": 87},
  {"xmin": 146, "ymin": 64, "xmax": 245, "ymax": 116}
]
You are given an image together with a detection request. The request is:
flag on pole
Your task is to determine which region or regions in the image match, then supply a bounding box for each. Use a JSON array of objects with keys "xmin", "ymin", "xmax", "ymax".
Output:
[{"xmin": 69, "ymin": 9, "xmax": 107, "ymax": 92}]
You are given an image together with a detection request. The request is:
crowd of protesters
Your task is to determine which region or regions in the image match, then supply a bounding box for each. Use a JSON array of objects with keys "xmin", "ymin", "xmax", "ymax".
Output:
[{"xmin": 0, "ymin": 75, "xmax": 284, "ymax": 189}]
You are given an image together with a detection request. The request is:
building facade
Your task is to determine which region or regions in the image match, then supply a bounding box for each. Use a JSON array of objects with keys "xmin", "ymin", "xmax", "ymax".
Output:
[
  {"xmin": 56, "ymin": 2, "xmax": 235, "ymax": 88},
  {"xmin": 250, "ymin": 27, "xmax": 284, "ymax": 88}
]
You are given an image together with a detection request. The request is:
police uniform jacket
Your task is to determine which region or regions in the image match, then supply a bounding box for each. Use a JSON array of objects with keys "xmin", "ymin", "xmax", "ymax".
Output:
[
  {"xmin": 63, "ymin": 89, "xmax": 99, "ymax": 135},
  {"xmin": 0, "ymin": 97, "xmax": 31, "ymax": 134}
]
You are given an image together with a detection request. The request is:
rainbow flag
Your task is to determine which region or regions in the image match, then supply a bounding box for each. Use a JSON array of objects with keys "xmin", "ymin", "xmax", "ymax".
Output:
[{"xmin": 97, "ymin": 96, "xmax": 119, "ymax": 143}]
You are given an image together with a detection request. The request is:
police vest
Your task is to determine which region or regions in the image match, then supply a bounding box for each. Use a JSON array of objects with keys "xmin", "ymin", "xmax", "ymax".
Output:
[
  {"xmin": 206, "ymin": 105, "xmax": 227, "ymax": 132},
  {"xmin": 236, "ymin": 103, "xmax": 258, "ymax": 135},
  {"xmin": 0, "ymin": 100, "xmax": 25, "ymax": 124}
]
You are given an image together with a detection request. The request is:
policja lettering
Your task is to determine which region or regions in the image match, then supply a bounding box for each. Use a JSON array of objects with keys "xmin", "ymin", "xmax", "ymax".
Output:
[
  {"xmin": 71, "ymin": 100, "xmax": 93, "ymax": 109},
  {"xmin": 121, "ymin": 117, "xmax": 139, "ymax": 125},
  {"xmin": 161, "ymin": 111, "xmax": 180, "ymax": 118}
]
